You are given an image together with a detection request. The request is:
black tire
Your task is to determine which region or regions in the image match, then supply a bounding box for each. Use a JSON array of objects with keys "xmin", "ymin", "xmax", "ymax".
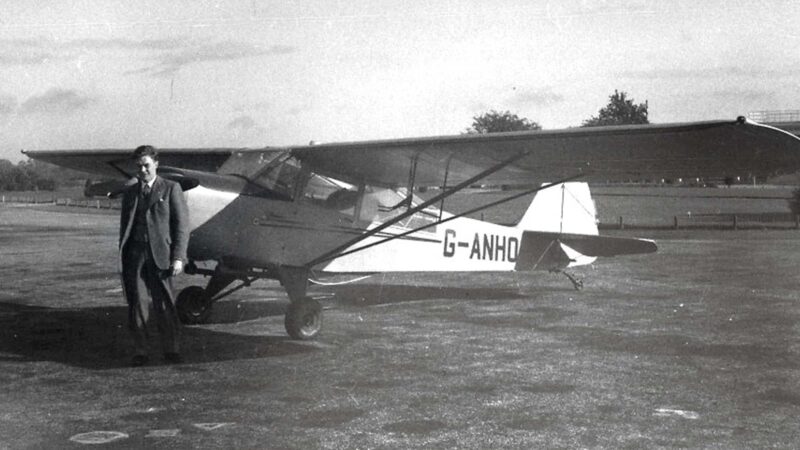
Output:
[
  {"xmin": 176, "ymin": 286, "xmax": 212, "ymax": 325},
  {"xmin": 284, "ymin": 297, "xmax": 322, "ymax": 340}
]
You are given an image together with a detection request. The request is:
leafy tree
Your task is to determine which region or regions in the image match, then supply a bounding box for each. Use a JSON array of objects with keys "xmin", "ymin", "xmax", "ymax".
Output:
[
  {"xmin": 465, "ymin": 110, "xmax": 541, "ymax": 134},
  {"xmin": 0, "ymin": 158, "xmax": 60, "ymax": 191},
  {"xmin": 0, "ymin": 159, "xmax": 13, "ymax": 190},
  {"xmin": 582, "ymin": 90, "xmax": 649, "ymax": 127}
]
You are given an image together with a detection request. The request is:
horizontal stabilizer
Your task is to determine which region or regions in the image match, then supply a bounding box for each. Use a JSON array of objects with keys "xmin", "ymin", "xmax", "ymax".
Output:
[
  {"xmin": 527, "ymin": 231, "xmax": 657, "ymax": 257},
  {"xmin": 554, "ymin": 232, "xmax": 657, "ymax": 257},
  {"xmin": 515, "ymin": 232, "xmax": 572, "ymax": 271},
  {"xmin": 515, "ymin": 231, "xmax": 656, "ymax": 271}
]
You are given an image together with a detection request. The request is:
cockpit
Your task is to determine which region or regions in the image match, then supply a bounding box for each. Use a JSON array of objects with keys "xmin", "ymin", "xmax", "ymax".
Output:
[{"xmin": 218, "ymin": 150, "xmax": 441, "ymax": 232}]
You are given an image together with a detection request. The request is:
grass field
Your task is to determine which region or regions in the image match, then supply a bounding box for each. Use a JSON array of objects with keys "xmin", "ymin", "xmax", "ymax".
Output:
[{"xmin": 1, "ymin": 201, "xmax": 799, "ymax": 448}]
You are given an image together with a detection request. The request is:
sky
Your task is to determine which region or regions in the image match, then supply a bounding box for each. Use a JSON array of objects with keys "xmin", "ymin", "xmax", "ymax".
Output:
[{"xmin": 1, "ymin": 0, "xmax": 799, "ymax": 162}]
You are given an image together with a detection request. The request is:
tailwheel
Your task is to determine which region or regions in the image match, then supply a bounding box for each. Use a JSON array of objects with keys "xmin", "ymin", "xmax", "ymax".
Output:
[
  {"xmin": 176, "ymin": 285, "xmax": 213, "ymax": 324},
  {"xmin": 563, "ymin": 271, "xmax": 584, "ymax": 291},
  {"xmin": 284, "ymin": 297, "xmax": 322, "ymax": 340}
]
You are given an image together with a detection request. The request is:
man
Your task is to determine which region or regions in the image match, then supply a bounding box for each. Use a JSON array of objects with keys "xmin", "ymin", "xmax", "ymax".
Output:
[{"xmin": 119, "ymin": 145, "xmax": 189, "ymax": 366}]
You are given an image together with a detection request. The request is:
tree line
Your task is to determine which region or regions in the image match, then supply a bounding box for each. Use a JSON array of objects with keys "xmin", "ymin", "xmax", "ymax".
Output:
[
  {"xmin": 464, "ymin": 90, "xmax": 800, "ymax": 211},
  {"xmin": 465, "ymin": 90, "xmax": 648, "ymax": 134},
  {"xmin": 0, "ymin": 159, "xmax": 84, "ymax": 191},
  {"xmin": 4, "ymin": 89, "xmax": 647, "ymax": 192}
]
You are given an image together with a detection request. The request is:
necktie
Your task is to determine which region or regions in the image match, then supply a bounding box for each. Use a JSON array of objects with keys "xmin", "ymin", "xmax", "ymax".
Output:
[{"xmin": 142, "ymin": 183, "xmax": 151, "ymax": 197}]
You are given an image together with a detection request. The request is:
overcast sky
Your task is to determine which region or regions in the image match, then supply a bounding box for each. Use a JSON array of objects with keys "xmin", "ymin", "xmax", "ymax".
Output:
[{"xmin": 1, "ymin": 0, "xmax": 799, "ymax": 161}]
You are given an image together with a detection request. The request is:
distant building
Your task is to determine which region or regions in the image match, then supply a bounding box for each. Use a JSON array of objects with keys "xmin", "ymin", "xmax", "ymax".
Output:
[
  {"xmin": 748, "ymin": 110, "xmax": 800, "ymax": 136},
  {"xmin": 749, "ymin": 110, "xmax": 800, "ymax": 184}
]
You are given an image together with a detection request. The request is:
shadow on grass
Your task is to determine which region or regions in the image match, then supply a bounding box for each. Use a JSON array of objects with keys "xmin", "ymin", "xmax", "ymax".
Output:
[
  {"xmin": 204, "ymin": 298, "xmax": 288, "ymax": 324},
  {"xmin": 0, "ymin": 301, "xmax": 315, "ymax": 370},
  {"xmin": 324, "ymin": 283, "xmax": 530, "ymax": 307}
]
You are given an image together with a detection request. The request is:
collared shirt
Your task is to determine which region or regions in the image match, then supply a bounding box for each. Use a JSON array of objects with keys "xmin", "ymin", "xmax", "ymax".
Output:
[
  {"xmin": 141, "ymin": 177, "xmax": 156, "ymax": 195},
  {"xmin": 132, "ymin": 178, "xmax": 156, "ymax": 242}
]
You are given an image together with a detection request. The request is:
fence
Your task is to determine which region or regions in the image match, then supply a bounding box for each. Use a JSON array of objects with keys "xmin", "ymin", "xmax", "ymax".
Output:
[
  {"xmin": 1, "ymin": 195, "xmax": 120, "ymax": 210},
  {"xmin": 4, "ymin": 196, "xmax": 800, "ymax": 230},
  {"xmin": 600, "ymin": 212, "xmax": 800, "ymax": 230}
]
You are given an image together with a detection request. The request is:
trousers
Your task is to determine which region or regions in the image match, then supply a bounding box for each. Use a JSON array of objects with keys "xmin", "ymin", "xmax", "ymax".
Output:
[{"xmin": 121, "ymin": 241, "xmax": 180, "ymax": 355}]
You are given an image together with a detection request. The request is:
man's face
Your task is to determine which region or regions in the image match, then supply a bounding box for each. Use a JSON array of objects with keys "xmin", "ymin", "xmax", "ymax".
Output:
[{"xmin": 135, "ymin": 155, "xmax": 158, "ymax": 183}]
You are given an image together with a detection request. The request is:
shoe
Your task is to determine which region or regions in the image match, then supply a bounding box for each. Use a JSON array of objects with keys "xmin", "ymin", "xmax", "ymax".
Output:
[
  {"xmin": 131, "ymin": 355, "xmax": 149, "ymax": 367},
  {"xmin": 164, "ymin": 352, "xmax": 183, "ymax": 364}
]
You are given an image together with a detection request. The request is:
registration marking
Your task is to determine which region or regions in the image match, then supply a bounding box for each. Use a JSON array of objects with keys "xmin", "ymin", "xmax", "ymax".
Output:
[{"xmin": 443, "ymin": 229, "xmax": 519, "ymax": 262}]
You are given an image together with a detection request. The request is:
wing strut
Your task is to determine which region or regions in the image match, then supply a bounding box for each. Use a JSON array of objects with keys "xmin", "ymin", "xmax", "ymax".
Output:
[
  {"xmin": 304, "ymin": 149, "xmax": 536, "ymax": 268},
  {"xmin": 387, "ymin": 152, "xmax": 421, "ymax": 211},
  {"xmin": 309, "ymin": 173, "xmax": 585, "ymax": 266},
  {"xmin": 438, "ymin": 153, "xmax": 455, "ymax": 222}
]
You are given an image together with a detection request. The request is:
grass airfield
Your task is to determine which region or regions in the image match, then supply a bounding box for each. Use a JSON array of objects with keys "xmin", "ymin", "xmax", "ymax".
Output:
[{"xmin": 1, "ymin": 204, "xmax": 799, "ymax": 449}]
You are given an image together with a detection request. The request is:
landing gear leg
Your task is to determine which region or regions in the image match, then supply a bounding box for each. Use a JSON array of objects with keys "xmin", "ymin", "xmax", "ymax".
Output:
[
  {"xmin": 176, "ymin": 266, "xmax": 236, "ymax": 325},
  {"xmin": 280, "ymin": 266, "xmax": 322, "ymax": 340},
  {"xmin": 563, "ymin": 271, "xmax": 584, "ymax": 291}
]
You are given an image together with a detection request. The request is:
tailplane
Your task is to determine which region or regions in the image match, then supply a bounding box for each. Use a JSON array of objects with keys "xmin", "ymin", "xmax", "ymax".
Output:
[{"xmin": 513, "ymin": 182, "xmax": 656, "ymax": 274}]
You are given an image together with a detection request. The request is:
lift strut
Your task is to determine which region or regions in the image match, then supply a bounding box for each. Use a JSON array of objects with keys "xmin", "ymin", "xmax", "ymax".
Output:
[
  {"xmin": 313, "ymin": 173, "xmax": 586, "ymax": 266},
  {"xmin": 305, "ymin": 148, "xmax": 539, "ymax": 268}
]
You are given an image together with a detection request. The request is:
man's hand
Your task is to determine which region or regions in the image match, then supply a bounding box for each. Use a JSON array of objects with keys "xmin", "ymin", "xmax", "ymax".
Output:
[{"xmin": 170, "ymin": 259, "xmax": 184, "ymax": 277}]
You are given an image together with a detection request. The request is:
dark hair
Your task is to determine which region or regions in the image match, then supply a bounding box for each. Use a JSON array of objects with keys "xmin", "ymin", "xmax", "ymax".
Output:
[{"xmin": 132, "ymin": 145, "xmax": 158, "ymax": 161}]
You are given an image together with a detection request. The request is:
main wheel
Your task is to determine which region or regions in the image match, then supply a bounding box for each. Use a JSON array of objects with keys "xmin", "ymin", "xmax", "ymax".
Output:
[
  {"xmin": 176, "ymin": 286, "xmax": 213, "ymax": 325},
  {"xmin": 284, "ymin": 297, "xmax": 322, "ymax": 340}
]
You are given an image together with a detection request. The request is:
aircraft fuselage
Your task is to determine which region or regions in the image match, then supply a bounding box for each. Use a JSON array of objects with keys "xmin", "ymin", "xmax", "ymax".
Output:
[{"xmin": 184, "ymin": 185, "xmax": 538, "ymax": 273}]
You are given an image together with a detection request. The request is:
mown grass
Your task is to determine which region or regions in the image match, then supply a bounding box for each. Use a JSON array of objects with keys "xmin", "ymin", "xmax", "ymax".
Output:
[{"xmin": 2, "ymin": 207, "xmax": 799, "ymax": 448}]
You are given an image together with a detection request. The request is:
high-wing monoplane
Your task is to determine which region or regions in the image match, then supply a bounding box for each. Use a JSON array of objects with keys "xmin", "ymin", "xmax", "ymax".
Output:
[{"xmin": 24, "ymin": 117, "xmax": 800, "ymax": 339}]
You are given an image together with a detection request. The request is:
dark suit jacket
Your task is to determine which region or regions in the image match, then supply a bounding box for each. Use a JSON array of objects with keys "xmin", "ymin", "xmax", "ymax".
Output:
[{"xmin": 119, "ymin": 176, "xmax": 189, "ymax": 271}]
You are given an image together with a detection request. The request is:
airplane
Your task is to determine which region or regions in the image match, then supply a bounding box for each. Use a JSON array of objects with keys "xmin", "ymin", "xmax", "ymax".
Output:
[{"xmin": 24, "ymin": 116, "xmax": 800, "ymax": 340}]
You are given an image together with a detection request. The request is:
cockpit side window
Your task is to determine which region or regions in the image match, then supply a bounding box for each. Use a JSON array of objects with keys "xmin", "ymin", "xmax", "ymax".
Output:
[
  {"xmin": 219, "ymin": 150, "xmax": 286, "ymax": 179},
  {"xmin": 249, "ymin": 153, "xmax": 362, "ymax": 213},
  {"xmin": 240, "ymin": 154, "xmax": 437, "ymax": 232},
  {"xmin": 250, "ymin": 153, "xmax": 305, "ymax": 199},
  {"xmin": 301, "ymin": 174, "xmax": 364, "ymax": 219},
  {"xmin": 372, "ymin": 188, "xmax": 439, "ymax": 233}
]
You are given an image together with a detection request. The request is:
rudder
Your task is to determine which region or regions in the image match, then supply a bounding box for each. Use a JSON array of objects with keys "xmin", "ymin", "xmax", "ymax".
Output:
[{"xmin": 516, "ymin": 182, "xmax": 598, "ymax": 236}]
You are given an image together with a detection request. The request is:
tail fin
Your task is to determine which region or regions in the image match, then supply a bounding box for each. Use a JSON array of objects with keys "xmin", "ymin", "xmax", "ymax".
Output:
[
  {"xmin": 516, "ymin": 182, "xmax": 598, "ymax": 235},
  {"xmin": 512, "ymin": 182, "xmax": 657, "ymax": 272}
]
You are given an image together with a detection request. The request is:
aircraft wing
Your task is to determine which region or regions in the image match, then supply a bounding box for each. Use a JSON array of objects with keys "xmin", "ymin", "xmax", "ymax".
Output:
[
  {"xmin": 291, "ymin": 118, "xmax": 800, "ymax": 186},
  {"xmin": 23, "ymin": 118, "xmax": 800, "ymax": 187},
  {"xmin": 22, "ymin": 148, "xmax": 237, "ymax": 178}
]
